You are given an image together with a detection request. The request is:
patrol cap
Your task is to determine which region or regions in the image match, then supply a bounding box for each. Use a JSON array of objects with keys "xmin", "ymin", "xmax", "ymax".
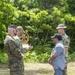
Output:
[
  {"xmin": 51, "ymin": 34, "xmax": 62, "ymax": 41},
  {"xmin": 16, "ymin": 26, "xmax": 23, "ymax": 30},
  {"xmin": 56, "ymin": 24, "xmax": 67, "ymax": 29}
]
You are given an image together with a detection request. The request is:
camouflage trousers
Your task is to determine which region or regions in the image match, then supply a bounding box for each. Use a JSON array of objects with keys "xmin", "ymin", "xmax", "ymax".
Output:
[
  {"xmin": 63, "ymin": 57, "xmax": 68, "ymax": 75},
  {"xmin": 8, "ymin": 59, "xmax": 24, "ymax": 75},
  {"xmin": 63, "ymin": 66, "xmax": 67, "ymax": 75}
]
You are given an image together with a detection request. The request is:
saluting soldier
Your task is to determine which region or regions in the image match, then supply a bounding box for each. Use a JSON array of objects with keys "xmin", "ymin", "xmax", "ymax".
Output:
[
  {"xmin": 56, "ymin": 24, "xmax": 70, "ymax": 75},
  {"xmin": 4, "ymin": 25, "xmax": 24, "ymax": 75}
]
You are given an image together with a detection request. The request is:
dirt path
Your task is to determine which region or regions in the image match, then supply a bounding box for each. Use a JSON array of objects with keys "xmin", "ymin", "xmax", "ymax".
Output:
[{"xmin": 0, "ymin": 62, "xmax": 75, "ymax": 75}]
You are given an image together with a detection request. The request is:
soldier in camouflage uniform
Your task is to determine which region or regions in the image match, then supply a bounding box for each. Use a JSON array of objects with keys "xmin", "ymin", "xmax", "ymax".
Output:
[
  {"xmin": 14, "ymin": 26, "xmax": 33, "ymax": 54},
  {"xmin": 4, "ymin": 25, "xmax": 24, "ymax": 75},
  {"xmin": 56, "ymin": 24, "xmax": 70, "ymax": 75}
]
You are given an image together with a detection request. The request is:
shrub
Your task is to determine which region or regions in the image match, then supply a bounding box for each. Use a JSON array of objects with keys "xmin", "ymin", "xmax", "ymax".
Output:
[
  {"xmin": 0, "ymin": 50, "xmax": 8, "ymax": 64},
  {"xmin": 68, "ymin": 52, "xmax": 75, "ymax": 62},
  {"xmin": 24, "ymin": 44, "xmax": 52, "ymax": 63}
]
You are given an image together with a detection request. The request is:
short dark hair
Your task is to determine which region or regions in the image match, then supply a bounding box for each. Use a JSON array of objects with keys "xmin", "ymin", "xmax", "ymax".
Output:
[{"xmin": 8, "ymin": 24, "xmax": 17, "ymax": 29}]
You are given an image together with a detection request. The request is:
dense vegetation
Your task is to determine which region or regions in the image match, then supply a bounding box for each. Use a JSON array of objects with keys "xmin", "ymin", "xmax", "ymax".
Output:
[{"xmin": 0, "ymin": 0, "xmax": 75, "ymax": 63}]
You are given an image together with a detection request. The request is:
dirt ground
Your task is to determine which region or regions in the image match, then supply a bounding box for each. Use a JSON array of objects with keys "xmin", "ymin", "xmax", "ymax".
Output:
[{"xmin": 0, "ymin": 62, "xmax": 75, "ymax": 75}]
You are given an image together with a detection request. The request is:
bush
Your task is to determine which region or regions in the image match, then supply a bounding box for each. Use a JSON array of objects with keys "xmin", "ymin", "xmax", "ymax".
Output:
[
  {"xmin": 0, "ymin": 50, "xmax": 8, "ymax": 64},
  {"xmin": 68, "ymin": 52, "xmax": 75, "ymax": 62},
  {"xmin": 24, "ymin": 44, "xmax": 52, "ymax": 63},
  {"xmin": 0, "ymin": 46, "xmax": 75, "ymax": 64}
]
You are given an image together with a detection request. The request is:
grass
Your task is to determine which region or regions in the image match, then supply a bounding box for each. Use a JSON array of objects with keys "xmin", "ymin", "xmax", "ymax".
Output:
[{"xmin": 0, "ymin": 62, "xmax": 75, "ymax": 75}]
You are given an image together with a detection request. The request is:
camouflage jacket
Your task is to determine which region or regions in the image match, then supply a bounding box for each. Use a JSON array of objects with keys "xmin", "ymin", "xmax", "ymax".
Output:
[
  {"xmin": 13, "ymin": 35, "xmax": 29, "ymax": 54},
  {"xmin": 62, "ymin": 33, "xmax": 70, "ymax": 48},
  {"xmin": 62, "ymin": 33, "xmax": 70, "ymax": 57},
  {"xmin": 4, "ymin": 35, "xmax": 23, "ymax": 60}
]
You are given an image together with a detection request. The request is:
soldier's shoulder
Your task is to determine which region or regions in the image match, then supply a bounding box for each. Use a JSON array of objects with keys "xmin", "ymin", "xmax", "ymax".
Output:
[
  {"xmin": 13, "ymin": 36, "xmax": 20, "ymax": 42},
  {"xmin": 5, "ymin": 35, "xmax": 11, "ymax": 39},
  {"xmin": 14, "ymin": 36, "xmax": 19, "ymax": 40},
  {"xmin": 4, "ymin": 35, "xmax": 13, "ymax": 45},
  {"xmin": 63, "ymin": 34, "xmax": 70, "ymax": 43},
  {"xmin": 63, "ymin": 34, "xmax": 69, "ymax": 38},
  {"xmin": 4, "ymin": 35, "xmax": 12, "ymax": 41}
]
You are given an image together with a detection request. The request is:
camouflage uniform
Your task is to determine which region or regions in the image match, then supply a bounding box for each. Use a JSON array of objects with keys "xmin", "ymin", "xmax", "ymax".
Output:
[
  {"xmin": 13, "ymin": 35, "xmax": 29, "ymax": 54},
  {"xmin": 62, "ymin": 33, "xmax": 70, "ymax": 75},
  {"xmin": 4, "ymin": 35, "xmax": 24, "ymax": 75},
  {"xmin": 56, "ymin": 24, "xmax": 70, "ymax": 75}
]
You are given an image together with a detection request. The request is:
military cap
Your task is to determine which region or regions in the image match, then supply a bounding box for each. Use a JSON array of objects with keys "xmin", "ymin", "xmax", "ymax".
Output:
[
  {"xmin": 56, "ymin": 24, "xmax": 67, "ymax": 29},
  {"xmin": 51, "ymin": 34, "xmax": 62, "ymax": 41}
]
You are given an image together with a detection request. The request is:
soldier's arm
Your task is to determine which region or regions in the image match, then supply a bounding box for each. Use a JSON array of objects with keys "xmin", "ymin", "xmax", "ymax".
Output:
[
  {"xmin": 21, "ymin": 44, "xmax": 33, "ymax": 54},
  {"xmin": 64, "ymin": 37, "xmax": 70, "ymax": 51},
  {"xmin": 21, "ymin": 48, "xmax": 29, "ymax": 54},
  {"xmin": 8, "ymin": 40, "xmax": 23, "ymax": 60},
  {"xmin": 15, "ymin": 38, "xmax": 29, "ymax": 54}
]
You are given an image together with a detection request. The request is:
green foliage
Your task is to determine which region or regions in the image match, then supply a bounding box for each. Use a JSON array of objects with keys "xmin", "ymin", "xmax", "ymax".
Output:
[
  {"xmin": 0, "ymin": 50, "xmax": 8, "ymax": 64},
  {"xmin": 0, "ymin": 0, "xmax": 18, "ymax": 45},
  {"xmin": 0, "ymin": 0, "xmax": 75, "ymax": 64},
  {"xmin": 67, "ymin": 0, "xmax": 75, "ymax": 15},
  {"xmin": 0, "ymin": 24, "xmax": 6, "ymax": 44},
  {"xmin": 68, "ymin": 52, "xmax": 75, "ymax": 62},
  {"xmin": 24, "ymin": 44, "xmax": 52, "ymax": 62}
]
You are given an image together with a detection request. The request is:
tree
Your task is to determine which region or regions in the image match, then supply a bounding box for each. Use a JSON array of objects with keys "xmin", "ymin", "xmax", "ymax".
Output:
[{"xmin": 0, "ymin": 0, "xmax": 18, "ymax": 48}]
